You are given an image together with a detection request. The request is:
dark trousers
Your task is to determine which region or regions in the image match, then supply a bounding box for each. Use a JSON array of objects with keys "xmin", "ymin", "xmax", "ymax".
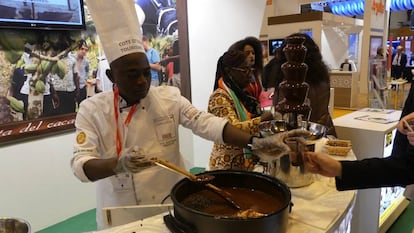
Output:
[
  {"xmin": 391, "ymin": 65, "xmax": 404, "ymax": 79},
  {"xmin": 55, "ymin": 91, "xmax": 76, "ymax": 114},
  {"xmin": 76, "ymin": 87, "xmax": 87, "ymax": 104}
]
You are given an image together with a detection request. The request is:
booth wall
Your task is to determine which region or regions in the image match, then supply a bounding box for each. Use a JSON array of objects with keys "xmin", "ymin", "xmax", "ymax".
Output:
[
  {"xmin": 0, "ymin": 132, "xmax": 95, "ymax": 231},
  {"xmin": 0, "ymin": 0, "xmax": 267, "ymax": 230},
  {"xmin": 187, "ymin": 0, "xmax": 267, "ymax": 168}
]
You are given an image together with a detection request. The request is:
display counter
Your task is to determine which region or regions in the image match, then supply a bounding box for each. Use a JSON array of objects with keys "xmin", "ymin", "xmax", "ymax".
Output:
[
  {"xmin": 329, "ymin": 71, "xmax": 359, "ymax": 109},
  {"xmin": 333, "ymin": 108, "xmax": 409, "ymax": 233},
  {"xmin": 92, "ymin": 138, "xmax": 357, "ymax": 233}
]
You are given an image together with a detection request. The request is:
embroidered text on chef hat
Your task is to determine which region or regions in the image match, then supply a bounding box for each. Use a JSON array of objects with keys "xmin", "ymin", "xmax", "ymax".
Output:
[{"xmin": 85, "ymin": 0, "xmax": 145, "ymax": 64}]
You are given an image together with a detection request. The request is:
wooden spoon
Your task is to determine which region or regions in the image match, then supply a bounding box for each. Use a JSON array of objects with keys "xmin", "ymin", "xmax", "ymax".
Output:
[{"xmin": 153, "ymin": 158, "xmax": 242, "ymax": 210}]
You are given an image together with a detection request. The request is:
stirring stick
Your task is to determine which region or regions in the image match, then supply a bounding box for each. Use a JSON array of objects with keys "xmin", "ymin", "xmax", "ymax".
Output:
[
  {"xmin": 153, "ymin": 158, "xmax": 242, "ymax": 210},
  {"xmin": 403, "ymin": 119, "xmax": 414, "ymax": 132}
]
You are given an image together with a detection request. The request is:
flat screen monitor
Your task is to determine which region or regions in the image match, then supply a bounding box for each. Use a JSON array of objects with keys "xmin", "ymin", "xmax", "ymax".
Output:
[
  {"xmin": 268, "ymin": 38, "xmax": 284, "ymax": 56},
  {"xmin": 0, "ymin": 0, "xmax": 85, "ymax": 30}
]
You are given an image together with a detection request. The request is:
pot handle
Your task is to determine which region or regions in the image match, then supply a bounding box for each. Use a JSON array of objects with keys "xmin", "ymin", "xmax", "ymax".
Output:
[
  {"xmin": 289, "ymin": 202, "xmax": 294, "ymax": 213},
  {"xmin": 163, "ymin": 214, "xmax": 196, "ymax": 233}
]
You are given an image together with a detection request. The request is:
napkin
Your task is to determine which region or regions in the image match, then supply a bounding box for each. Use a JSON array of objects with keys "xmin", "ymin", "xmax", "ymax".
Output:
[
  {"xmin": 289, "ymin": 198, "xmax": 339, "ymax": 230},
  {"xmin": 290, "ymin": 179, "xmax": 329, "ymax": 200}
]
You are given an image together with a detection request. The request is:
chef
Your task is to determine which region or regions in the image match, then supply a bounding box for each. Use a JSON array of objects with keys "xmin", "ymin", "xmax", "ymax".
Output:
[{"xmin": 71, "ymin": 0, "xmax": 309, "ymax": 229}]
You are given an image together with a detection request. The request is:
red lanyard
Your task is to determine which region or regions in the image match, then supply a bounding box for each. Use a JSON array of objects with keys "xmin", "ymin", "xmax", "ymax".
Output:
[{"xmin": 113, "ymin": 87, "xmax": 138, "ymax": 156}]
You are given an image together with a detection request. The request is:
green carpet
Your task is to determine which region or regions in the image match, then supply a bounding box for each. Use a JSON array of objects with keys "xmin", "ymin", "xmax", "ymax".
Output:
[
  {"xmin": 387, "ymin": 200, "xmax": 414, "ymax": 233},
  {"xmin": 36, "ymin": 209, "xmax": 96, "ymax": 233}
]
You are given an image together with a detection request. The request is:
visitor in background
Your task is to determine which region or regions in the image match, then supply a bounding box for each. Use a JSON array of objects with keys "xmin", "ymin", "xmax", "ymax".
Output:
[
  {"xmin": 375, "ymin": 47, "xmax": 385, "ymax": 59},
  {"xmin": 51, "ymin": 52, "xmax": 77, "ymax": 114},
  {"xmin": 160, "ymin": 40, "xmax": 180, "ymax": 88},
  {"xmin": 340, "ymin": 58, "xmax": 352, "ymax": 71},
  {"xmin": 142, "ymin": 35, "xmax": 162, "ymax": 86},
  {"xmin": 74, "ymin": 40, "xmax": 90, "ymax": 104},
  {"xmin": 391, "ymin": 45, "xmax": 407, "ymax": 80}
]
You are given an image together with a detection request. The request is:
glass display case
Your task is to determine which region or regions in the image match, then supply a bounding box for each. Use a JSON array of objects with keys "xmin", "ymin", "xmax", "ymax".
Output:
[{"xmin": 368, "ymin": 58, "xmax": 389, "ymax": 109}]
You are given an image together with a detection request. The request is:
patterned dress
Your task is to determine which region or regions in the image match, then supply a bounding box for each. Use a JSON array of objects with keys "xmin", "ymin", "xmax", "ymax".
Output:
[{"xmin": 208, "ymin": 88, "xmax": 262, "ymax": 170}]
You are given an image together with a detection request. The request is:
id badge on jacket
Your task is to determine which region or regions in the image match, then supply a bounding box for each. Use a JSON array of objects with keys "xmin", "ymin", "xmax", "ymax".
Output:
[
  {"xmin": 111, "ymin": 173, "xmax": 133, "ymax": 192},
  {"xmin": 154, "ymin": 115, "xmax": 176, "ymax": 146}
]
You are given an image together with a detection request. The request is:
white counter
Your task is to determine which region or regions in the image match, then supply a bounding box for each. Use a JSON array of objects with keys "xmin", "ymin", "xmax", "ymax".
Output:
[
  {"xmin": 92, "ymin": 138, "xmax": 356, "ymax": 233},
  {"xmin": 333, "ymin": 108, "xmax": 401, "ymax": 163}
]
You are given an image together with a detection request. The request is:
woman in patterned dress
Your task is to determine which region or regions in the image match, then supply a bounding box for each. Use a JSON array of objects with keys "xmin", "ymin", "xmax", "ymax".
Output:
[{"xmin": 208, "ymin": 49, "xmax": 273, "ymax": 170}]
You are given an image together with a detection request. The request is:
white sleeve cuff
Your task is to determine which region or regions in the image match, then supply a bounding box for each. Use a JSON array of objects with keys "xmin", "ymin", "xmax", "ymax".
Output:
[{"xmin": 71, "ymin": 155, "xmax": 96, "ymax": 182}]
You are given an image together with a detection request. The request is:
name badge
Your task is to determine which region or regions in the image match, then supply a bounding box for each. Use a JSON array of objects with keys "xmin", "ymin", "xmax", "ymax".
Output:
[
  {"xmin": 112, "ymin": 173, "xmax": 133, "ymax": 192},
  {"xmin": 153, "ymin": 115, "xmax": 176, "ymax": 146}
]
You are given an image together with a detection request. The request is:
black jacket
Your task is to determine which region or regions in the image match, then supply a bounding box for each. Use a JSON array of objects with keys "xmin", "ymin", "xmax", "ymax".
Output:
[
  {"xmin": 336, "ymin": 152, "xmax": 414, "ymax": 190},
  {"xmin": 392, "ymin": 53, "xmax": 407, "ymax": 68}
]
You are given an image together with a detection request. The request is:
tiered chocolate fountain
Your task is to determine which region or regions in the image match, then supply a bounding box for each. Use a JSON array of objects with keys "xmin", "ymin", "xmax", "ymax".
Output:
[
  {"xmin": 275, "ymin": 36, "xmax": 311, "ymax": 129},
  {"xmin": 273, "ymin": 35, "xmax": 313, "ymax": 188}
]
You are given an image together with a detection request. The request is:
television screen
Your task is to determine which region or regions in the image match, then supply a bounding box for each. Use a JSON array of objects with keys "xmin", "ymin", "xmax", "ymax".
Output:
[
  {"xmin": 0, "ymin": 0, "xmax": 85, "ymax": 30},
  {"xmin": 268, "ymin": 38, "xmax": 284, "ymax": 56}
]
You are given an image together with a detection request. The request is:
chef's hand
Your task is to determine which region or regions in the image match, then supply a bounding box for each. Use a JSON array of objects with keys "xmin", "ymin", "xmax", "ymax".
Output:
[
  {"xmin": 251, "ymin": 129, "xmax": 310, "ymax": 161},
  {"xmin": 114, "ymin": 148, "xmax": 155, "ymax": 174},
  {"xmin": 303, "ymin": 151, "xmax": 342, "ymax": 177}
]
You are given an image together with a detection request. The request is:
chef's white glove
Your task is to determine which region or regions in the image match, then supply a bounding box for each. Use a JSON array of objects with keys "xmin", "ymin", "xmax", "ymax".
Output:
[
  {"xmin": 251, "ymin": 129, "xmax": 310, "ymax": 161},
  {"xmin": 114, "ymin": 147, "xmax": 155, "ymax": 174}
]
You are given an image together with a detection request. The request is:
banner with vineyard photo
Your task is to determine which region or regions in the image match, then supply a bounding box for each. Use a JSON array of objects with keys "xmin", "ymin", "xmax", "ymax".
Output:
[{"xmin": 0, "ymin": 0, "xmax": 182, "ymax": 145}]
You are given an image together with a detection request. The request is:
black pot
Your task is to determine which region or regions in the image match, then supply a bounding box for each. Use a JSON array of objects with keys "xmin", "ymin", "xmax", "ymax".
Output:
[{"xmin": 169, "ymin": 170, "xmax": 291, "ymax": 233}]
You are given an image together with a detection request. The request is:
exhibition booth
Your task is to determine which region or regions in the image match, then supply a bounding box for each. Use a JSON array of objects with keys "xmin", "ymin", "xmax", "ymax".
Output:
[{"xmin": 0, "ymin": 0, "xmax": 412, "ymax": 232}]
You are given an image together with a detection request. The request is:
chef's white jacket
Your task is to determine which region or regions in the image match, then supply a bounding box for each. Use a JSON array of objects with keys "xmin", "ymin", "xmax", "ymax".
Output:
[{"xmin": 71, "ymin": 86, "xmax": 227, "ymax": 228}]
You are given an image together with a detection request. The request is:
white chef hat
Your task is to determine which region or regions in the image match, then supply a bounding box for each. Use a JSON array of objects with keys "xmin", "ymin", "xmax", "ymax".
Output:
[{"xmin": 86, "ymin": 0, "xmax": 145, "ymax": 64}]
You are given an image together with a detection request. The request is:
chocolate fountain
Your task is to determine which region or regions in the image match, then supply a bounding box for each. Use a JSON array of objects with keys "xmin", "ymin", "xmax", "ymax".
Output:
[
  {"xmin": 272, "ymin": 35, "xmax": 313, "ymax": 188},
  {"xmin": 275, "ymin": 36, "xmax": 311, "ymax": 129}
]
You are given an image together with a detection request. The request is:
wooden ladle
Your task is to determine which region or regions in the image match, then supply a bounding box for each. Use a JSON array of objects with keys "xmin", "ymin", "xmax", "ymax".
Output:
[{"xmin": 153, "ymin": 158, "xmax": 242, "ymax": 210}]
